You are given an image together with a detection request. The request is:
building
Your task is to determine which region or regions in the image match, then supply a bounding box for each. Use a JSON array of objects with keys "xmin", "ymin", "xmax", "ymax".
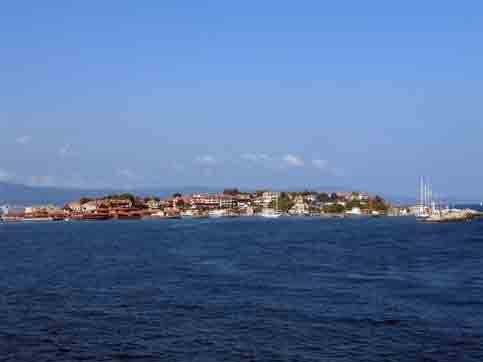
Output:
[
  {"xmin": 289, "ymin": 195, "xmax": 309, "ymax": 215},
  {"xmin": 191, "ymin": 194, "xmax": 237, "ymax": 209},
  {"xmin": 81, "ymin": 200, "xmax": 104, "ymax": 213},
  {"xmin": 66, "ymin": 202, "xmax": 82, "ymax": 212},
  {"xmin": 104, "ymin": 198, "xmax": 133, "ymax": 209},
  {"xmin": 262, "ymin": 192, "xmax": 280, "ymax": 206},
  {"xmin": 147, "ymin": 199, "xmax": 161, "ymax": 209}
]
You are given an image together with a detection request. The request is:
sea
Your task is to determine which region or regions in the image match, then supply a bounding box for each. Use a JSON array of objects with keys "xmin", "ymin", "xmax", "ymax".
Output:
[{"xmin": 1, "ymin": 215, "xmax": 483, "ymax": 361}]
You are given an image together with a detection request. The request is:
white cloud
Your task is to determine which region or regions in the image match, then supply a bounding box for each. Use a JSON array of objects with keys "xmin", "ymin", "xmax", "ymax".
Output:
[
  {"xmin": 16, "ymin": 135, "xmax": 32, "ymax": 145},
  {"xmin": 283, "ymin": 154, "xmax": 305, "ymax": 167},
  {"xmin": 28, "ymin": 175, "xmax": 55, "ymax": 187},
  {"xmin": 312, "ymin": 159, "xmax": 329, "ymax": 170},
  {"xmin": 0, "ymin": 168, "xmax": 12, "ymax": 182},
  {"xmin": 117, "ymin": 169, "xmax": 137, "ymax": 180},
  {"xmin": 195, "ymin": 155, "xmax": 217, "ymax": 165},
  {"xmin": 59, "ymin": 144, "xmax": 71, "ymax": 157},
  {"xmin": 241, "ymin": 153, "xmax": 271, "ymax": 162}
]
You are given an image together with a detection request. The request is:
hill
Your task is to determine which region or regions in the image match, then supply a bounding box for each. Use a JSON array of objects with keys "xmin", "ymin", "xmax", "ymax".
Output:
[{"xmin": 0, "ymin": 182, "xmax": 220, "ymax": 206}]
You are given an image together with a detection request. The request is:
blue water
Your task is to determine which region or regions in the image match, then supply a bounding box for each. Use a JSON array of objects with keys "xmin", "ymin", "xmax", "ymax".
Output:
[{"xmin": 1, "ymin": 217, "xmax": 483, "ymax": 361}]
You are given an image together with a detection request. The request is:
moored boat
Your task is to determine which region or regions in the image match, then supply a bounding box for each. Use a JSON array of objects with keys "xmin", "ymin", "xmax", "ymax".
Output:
[
  {"xmin": 82, "ymin": 213, "xmax": 112, "ymax": 221},
  {"xmin": 260, "ymin": 210, "xmax": 281, "ymax": 218},
  {"xmin": 209, "ymin": 209, "xmax": 226, "ymax": 218}
]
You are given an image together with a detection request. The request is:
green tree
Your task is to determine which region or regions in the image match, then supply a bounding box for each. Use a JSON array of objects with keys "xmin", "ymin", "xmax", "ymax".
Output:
[
  {"xmin": 271, "ymin": 194, "xmax": 294, "ymax": 213},
  {"xmin": 255, "ymin": 190, "xmax": 268, "ymax": 197},
  {"xmin": 175, "ymin": 198, "xmax": 186, "ymax": 209},
  {"xmin": 120, "ymin": 193, "xmax": 136, "ymax": 203},
  {"xmin": 223, "ymin": 188, "xmax": 240, "ymax": 195},
  {"xmin": 369, "ymin": 196, "xmax": 388, "ymax": 211},
  {"xmin": 323, "ymin": 204, "xmax": 345, "ymax": 214}
]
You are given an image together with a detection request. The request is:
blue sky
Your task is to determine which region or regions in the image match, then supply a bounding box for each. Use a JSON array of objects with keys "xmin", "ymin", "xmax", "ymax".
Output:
[{"xmin": 1, "ymin": 1, "xmax": 483, "ymax": 198}]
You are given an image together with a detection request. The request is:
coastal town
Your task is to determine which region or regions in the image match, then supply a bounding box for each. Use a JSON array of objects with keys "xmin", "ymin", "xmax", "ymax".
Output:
[
  {"xmin": 1, "ymin": 189, "xmax": 399, "ymax": 222},
  {"xmin": 2, "ymin": 184, "xmax": 481, "ymax": 223}
]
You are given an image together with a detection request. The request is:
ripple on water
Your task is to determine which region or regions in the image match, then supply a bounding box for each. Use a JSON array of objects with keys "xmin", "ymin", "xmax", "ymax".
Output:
[{"xmin": 1, "ymin": 218, "xmax": 483, "ymax": 361}]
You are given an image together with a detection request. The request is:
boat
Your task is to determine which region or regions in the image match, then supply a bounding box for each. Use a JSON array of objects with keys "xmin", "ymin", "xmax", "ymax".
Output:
[
  {"xmin": 23, "ymin": 216, "xmax": 54, "ymax": 222},
  {"xmin": 82, "ymin": 213, "xmax": 112, "ymax": 221},
  {"xmin": 209, "ymin": 209, "xmax": 226, "ymax": 218},
  {"xmin": 1, "ymin": 215, "xmax": 24, "ymax": 222},
  {"xmin": 423, "ymin": 211, "xmax": 472, "ymax": 223},
  {"xmin": 23, "ymin": 212, "xmax": 53, "ymax": 222},
  {"xmin": 192, "ymin": 211, "xmax": 209, "ymax": 219},
  {"xmin": 225, "ymin": 212, "xmax": 239, "ymax": 218},
  {"xmin": 181, "ymin": 210, "xmax": 194, "ymax": 218},
  {"xmin": 415, "ymin": 177, "xmax": 434, "ymax": 220},
  {"xmin": 345, "ymin": 207, "xmax": 363, "ymax": 216},
  {"xmin": 116, "ymin": 213, "xmax": 142, "ymax": 220},
  {"xmin": 260, "ymin": 211, "xmax": 281, "ymax": 218},
  {"xmin": 260, "ymin": 196, "xmax": 281, "ymax": 218}
]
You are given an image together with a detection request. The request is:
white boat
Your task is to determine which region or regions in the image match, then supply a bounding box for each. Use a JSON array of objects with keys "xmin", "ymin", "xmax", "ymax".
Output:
[
  {"xmin": 181, "ymin": 210, "xmax": 194, "ymax": 218},
  {"xmin": 345, "ymin": 207, "xmax": 362, "ymax": 216},
  {"xmin": 209, "ymin": 209, "xmax": 226, "ymax": 218},
  {"xmin": 260, "ymin": 195, "xmax": 281, "ymax": 218},
  {"xmin": 23, "ymin": 217, "xmax": 53, "ymax": 222},
  {"xmin": 260, "ymin": 210, "xmax": 281, "ymax": 218}
]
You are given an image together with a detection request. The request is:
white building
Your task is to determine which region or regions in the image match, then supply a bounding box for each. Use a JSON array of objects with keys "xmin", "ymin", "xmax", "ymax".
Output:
[
  {"xmin": 289, "ymin": 195, "xmax": 309, "ymax": 215},
  {"xmin": 346, "ymin": 207, "xmax": 362, "ymax": 215},
  {"xmin": 81, "ymin": 200, "xmax": 102, "ymax": 213},
  {"xmin": 262, "ymin": 192, "xmax": 280, "ymax": 206}
]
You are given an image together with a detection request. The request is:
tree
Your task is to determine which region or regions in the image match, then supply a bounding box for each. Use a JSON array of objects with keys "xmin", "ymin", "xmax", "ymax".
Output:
[
  {"xmin": 323, "ymin": 204, "xmax": 345, "ymax": 214},
  {"xmin": 79, "ymin": 197, "xmax": 93, "ymax": 205},
  {"xmin": 120, "ymin": 193, "xmax": 136, "ymax": 203},
  {"xmin": 318, "ymin": 193, "xmax": 330, "ymax": 202},
  {"xmin": 172, "ymin": 193, "xmax": 182, "ymax": 198},
  {"xmin": 368, "ymin": 195, "xmax": 388, "ymax": 211},
  {"xmin": 270, "ymin": 193, "xmax": 294, "ymax": 212},
  {"xmin": 175, "ymin": 198, "xmax": 186, "ymax": 209},
  {"xmin": 223, "ymin": 188, "xmax": 239, "ymax": 195}
]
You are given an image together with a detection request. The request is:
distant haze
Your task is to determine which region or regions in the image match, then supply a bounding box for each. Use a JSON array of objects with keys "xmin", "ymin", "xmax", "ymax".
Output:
[{"xmin": 1, "ymin": 1, "xmax": 482, "ymax": 199}]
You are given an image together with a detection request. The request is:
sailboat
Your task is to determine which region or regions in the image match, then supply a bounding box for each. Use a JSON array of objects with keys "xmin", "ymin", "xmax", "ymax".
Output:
[
  {"xmin": 416, "ymin": 177, "xmax": 430, "ymax": 220},
  {"xmin": 260, "ymin": 195, "xmax": 281, "ymax": 218}
]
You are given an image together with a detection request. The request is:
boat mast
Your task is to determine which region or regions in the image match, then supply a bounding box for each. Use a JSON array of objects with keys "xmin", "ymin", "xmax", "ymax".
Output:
[
  {"xmin": 424, "ymin": 180, "xmax": 427, "ymax": 208},
  {"xmin": 420, "ymin": 177, "xmax": 424, "ymax": 209}
]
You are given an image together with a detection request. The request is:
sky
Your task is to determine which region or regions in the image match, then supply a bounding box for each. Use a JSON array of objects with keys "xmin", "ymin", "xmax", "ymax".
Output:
[{"xmin": 1, "ymin": 1, "xmax": 483, "ymax": 198}]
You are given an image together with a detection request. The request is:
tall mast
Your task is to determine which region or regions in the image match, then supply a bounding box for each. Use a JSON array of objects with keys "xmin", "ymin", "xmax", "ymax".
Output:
[
  {"xmin": 419, "ymin": 176, "xmax": 424, "ymax": 207},
  {"xmin": 420, "ymin": 177, "xmax": 424, "ymax": 207},
  {"xmin": 424, "ymin": 181, "xmax": 427, "ymax": 208}
]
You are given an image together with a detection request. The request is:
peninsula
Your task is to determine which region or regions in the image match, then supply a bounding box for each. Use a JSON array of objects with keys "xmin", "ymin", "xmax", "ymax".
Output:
[{"xmin": 1, "ymin": 189, "xmax": 392, "ymax": 222}]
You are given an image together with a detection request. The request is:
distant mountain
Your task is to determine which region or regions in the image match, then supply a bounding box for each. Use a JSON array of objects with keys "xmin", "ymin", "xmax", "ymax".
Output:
[
  {"xmin": 7, "ymin": 181, "xmax": 470, "ymax": 207},
  {"xmin": 0, "ymin": 182, "xmax": 220, "ymax": 206}
]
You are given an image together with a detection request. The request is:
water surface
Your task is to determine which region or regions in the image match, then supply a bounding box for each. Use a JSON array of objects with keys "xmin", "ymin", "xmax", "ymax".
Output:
[{"xmin": 1, "ymin": 217, "xmax": 482, "ymax": 361}]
